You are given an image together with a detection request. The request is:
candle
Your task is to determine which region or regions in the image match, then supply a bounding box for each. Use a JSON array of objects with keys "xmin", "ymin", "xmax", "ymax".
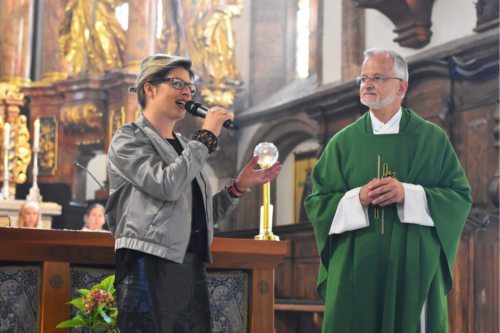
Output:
[
  {"xmin": 3, "ymin": 123, "xmax": 10, "ymax": 149},
  {"xmin": 33, "ymin": 118, "xmax": 40, "ymax": 150}
]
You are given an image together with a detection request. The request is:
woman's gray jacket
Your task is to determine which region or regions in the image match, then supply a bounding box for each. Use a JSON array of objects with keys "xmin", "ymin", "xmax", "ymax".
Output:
[{"xmin": 105, "ymin": 115, "xmax": 238, "ymax": 264}]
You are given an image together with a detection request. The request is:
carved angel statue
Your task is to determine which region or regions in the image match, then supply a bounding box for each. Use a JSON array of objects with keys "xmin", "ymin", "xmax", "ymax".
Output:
[
  {"xmin": 59, "ymin": 0, "xmax": 126, "ymax": 76},
  {"xmin": 158, "ymin": 0, "xmax": 243, "ymax": 107},
  {"xmin": 13, "ymin": 115, "xmax": 31, "ymax": 184}
]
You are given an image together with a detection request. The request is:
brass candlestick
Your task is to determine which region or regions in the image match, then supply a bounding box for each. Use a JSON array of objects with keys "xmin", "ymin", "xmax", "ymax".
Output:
[
  {"xmin": 254, "ymin": 142, "xmax": 279, "ymax": 241},
  {"xmin": 27, "ymin": 118, "xmax": 42, "ymax": 202}
]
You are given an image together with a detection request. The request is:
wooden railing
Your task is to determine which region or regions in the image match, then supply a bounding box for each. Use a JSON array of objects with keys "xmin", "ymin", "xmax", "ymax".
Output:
[{"xmin": 0, "ymin": 228, "xmax": 287, "ymax": 333}]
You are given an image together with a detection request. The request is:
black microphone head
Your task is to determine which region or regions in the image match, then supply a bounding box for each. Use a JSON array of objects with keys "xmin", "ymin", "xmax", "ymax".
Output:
[
  {"xmin": 184, "ymin": 101, "xmax": 199, "ymax": 115},
  {"xmin": 185, "ymin": 101, "xmax": 239, "ymax": 131}
]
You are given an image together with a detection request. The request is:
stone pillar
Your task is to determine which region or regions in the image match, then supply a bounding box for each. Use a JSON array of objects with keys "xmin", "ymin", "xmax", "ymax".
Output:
[
  {"xmin": 0, "ymin": 0, "xmax": 35, "ymax": 85},
  {"xmin": 249, "ymin": 0, "xmax": 295, "ymax": 106},
  {"xmin": 39, "ymin": 0, "xmax": 69, "ymax": 83},
  {"xmin": 124, "ymin": 0, "xmax": 157, "ymax": 73},
  {"xmin": 341, "ymin": 0, "xmax": 365, "ymax": 81},
  {"xmin": 312, "ymin": 0, "xmax": 323, "ymax": 84}
]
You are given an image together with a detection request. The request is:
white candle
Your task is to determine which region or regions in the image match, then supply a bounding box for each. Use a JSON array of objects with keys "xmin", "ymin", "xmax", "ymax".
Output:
[
  {"xmin": 3, "ymin": 123, "xmax": 10, "ymax": 149},
  {"xmin": 33, "ymin": 118, "xmax": 40, "ymax": 150}
]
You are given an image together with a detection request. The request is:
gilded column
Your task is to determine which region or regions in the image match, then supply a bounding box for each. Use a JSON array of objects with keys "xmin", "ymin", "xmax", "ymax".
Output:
[
  {"xmin": 0, "ymin": 83, "xmax": 28, "ymax": 198},
  {"xmin": 40, "ymin": 0, "xmax": 69, "ymax": 83},
  {"xmin": 0, "ymin": 0, "xmax": 35, "ymax": 86},
  {"xmin": 124, "ymin": 0, "xmax": 157, "ymax": 73}
]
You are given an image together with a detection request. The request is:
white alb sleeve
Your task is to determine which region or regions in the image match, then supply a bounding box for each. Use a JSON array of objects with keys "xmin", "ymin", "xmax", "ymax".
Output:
[
  {"xmin": 397, "ymin": 183, "xmax": 435, "ymax": 227},
  {"xmin": 329, "ymin": 187, "xmax": 370, "ymax": 235}
]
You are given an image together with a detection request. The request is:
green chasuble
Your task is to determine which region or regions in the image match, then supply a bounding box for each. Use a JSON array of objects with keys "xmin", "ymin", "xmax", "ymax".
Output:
[{"xmin": 304, "ymin": 109, "xmax": 471, "ymax": 333}]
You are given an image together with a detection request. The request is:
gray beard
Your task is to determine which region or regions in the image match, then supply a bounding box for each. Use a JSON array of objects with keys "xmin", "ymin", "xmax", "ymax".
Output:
[{"xmin": 360, "ymin": 94, "xmax": 396, "ymax": 110}]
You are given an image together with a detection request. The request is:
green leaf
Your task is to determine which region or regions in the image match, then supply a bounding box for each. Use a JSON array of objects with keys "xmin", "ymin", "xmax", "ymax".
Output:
[
  {"xmin": 76, "ymin": 288, "xmax": 90, "ymax": 296},
  {"xmin": 56, "ymin": 315, "xmax": 86, "ymax": 328},
  {"xmin": 98, "ymin": 306, "xmax": 113, "ymax": 324},
  {"xmin": 93, "ymin": 275, "xmax": 115, "ymax": 293},
  {"xmin": 68, "ymin": 298, "xmax": 85, "ymax": 311}
]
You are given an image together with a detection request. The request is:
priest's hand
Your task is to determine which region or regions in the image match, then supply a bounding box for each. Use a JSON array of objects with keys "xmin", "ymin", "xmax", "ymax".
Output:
[
  {"xmin": 359, "ymin": 178, "xmax": 378, "ymax": 206},
  {"xmin": 360, "ymin": 177, "xmax": 404, "ymax": 206}
]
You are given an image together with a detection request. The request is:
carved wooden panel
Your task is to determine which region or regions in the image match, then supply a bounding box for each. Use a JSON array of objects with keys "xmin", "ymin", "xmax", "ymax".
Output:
[
  {"xmin": 448, "ymin": 234, "xmax": 473, "ymax": 332},
  {"xmin": 474, "ymin": 0, "xmax": 499, "ymax": 32},
  {"xmin": 295, "ymin": 260, "xmax": 320, "ymax": 300},
  {"xmin": 352, "ymin": 0, "xmax": 436, "ymax": 48},
  {"xmin": 473, "ymin": 218, "xmax": 499, "ymax": 332},
  {"xmin": 275, "ymin": 257, "xmax": 294, "ymax": 301},
  {"xmin": 39, "ymin": 116, "xmax": 58, "ymax": 176},
  {"xmin": 463, "ymin": 109, "xmax": 490, "ymax": 205},
  {"xmin": 405, "ymin": 60, "xmax": 451, "ymax": 131}
]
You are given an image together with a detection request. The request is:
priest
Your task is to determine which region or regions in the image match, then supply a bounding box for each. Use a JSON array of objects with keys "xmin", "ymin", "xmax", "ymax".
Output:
[{"xmin": 305, "ymin": 48, "xmax": 471, "ymax": 333}]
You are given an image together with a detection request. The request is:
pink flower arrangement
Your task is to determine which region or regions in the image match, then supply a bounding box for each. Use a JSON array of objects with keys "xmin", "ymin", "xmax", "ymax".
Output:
[
  {"xmin": 56, "ymin": 275, "xmax": 117, "ymax": 332},
  {"xmin": 83, "ymin": 289, "xmax": 115, "ymax": 315}
]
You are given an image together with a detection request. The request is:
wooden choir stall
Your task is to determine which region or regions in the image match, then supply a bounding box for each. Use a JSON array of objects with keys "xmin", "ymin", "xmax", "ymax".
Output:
[{"xmin": 0, "ymin": 228, "xmax": 287, "ymax": 333}]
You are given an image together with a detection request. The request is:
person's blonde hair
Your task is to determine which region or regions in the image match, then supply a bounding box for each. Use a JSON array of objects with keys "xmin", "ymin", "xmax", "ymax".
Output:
[
  {"xmin": 18, "ymin": 201, "xmax": 41, "ymax": 228},
  {"xmin": 128, "ymin": 54, "xmax": 194, "ymax": 109}
]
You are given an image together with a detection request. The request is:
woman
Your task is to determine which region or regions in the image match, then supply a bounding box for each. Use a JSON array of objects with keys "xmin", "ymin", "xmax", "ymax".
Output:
[
  {"xmin": 81, "ymin": 203, "xmax": 106, "ymax": 231},
  {"xmin": 17, "ymin": 201, "xmax": 41, "ymax": 228},
  {"xmin": 106, "ymin": 54, "xmax": 281, "ymax": 332}
]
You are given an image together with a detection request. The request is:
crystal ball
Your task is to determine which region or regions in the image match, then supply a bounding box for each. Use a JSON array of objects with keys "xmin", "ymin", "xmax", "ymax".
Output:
[{"xmin": 253, "ymin": 142, "xmax": 279, "ymax": 167}]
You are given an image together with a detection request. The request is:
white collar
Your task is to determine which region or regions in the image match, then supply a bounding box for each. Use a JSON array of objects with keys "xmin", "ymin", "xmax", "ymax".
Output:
[{"xmin": 369, "ymin": 108, "xmax": 402, "ymax": 134}]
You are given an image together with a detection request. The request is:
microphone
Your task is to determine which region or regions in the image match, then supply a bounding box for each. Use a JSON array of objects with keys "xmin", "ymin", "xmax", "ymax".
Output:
[
  {"xmin": 73, "ymin": 161, "xmax": 107, "ymax": 193},
  {"xmin": 185, "ymin": 101, "xmax": 239, "ymax": 130}
]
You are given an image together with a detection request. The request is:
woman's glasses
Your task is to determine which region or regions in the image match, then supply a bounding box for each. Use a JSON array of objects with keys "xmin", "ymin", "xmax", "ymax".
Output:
[{"xmin": 152, "ymin": 77, "xmax": 197, "ymax": 95}]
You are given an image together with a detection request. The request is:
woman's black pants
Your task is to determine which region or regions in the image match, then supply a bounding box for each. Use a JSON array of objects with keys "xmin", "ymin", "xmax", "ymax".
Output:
[{"xmin": 115, "ymin": 249, "xmax": 211, "ymax": 333}]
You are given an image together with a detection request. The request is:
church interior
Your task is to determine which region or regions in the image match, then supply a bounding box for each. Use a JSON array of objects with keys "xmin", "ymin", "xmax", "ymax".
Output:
[{"xmin": 0, "ymin": 0, "xmax": 498, "ymax": 332}]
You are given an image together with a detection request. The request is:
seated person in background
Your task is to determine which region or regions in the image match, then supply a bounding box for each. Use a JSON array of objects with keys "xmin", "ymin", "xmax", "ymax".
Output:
[
  {"xmin": 18, "ymin": 201, "xmax": 42, "ymax": 228},
  {"xmin": 81, "ymin": 203, "xmax": 106, "ymax": 231}
]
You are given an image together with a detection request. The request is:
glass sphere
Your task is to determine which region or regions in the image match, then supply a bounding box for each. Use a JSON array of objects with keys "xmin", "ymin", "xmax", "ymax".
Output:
[{"xmin": 253, "ymin": 142, "xmax": 279, "ymax": 167}]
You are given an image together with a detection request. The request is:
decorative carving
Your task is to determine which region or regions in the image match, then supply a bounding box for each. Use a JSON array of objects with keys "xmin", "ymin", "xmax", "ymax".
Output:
[
  {"xmin": 158, "ymin": 0, "xmax": 243, "ymax": 108},
  {"xmin": 49, "ymin": 274, "xmax": 64, "ymax": 289},
  {"xmin": 405, "ymin": 60, "xmax": 451, "ymax": 132},
  {"xmin": 0, "ymin": 85, "xmax": 26, "ymax": 198},
  {"xmin": 39, "ymin": 117, "xmax": 58, "ymax": 176},
  {"xmin": 200, "ymin": 85, "xmax": 240, "ymax": 108},
  {"xmin": 474, "ymin": 0, "xmax": 499, "ymax": 32},
  {"xmin": 13, "ymin": 115, "xmax": 32, "ymax": 184},
  {"xmin": 157, "ymin": 0, "xmax": 185, "ymax": 56},
  {"xmin": 0, "ymin": 83, "xmax": 24, "ymax": 100},
  {"xmin": 451, "ymin": 53, "xmax": 500, "ymax": 80},
  {"xmin": 76, "ymin": 139, "xmax": 104, "ymax": 152},
  {"xmin": 61, "ymin": 101, "xmax": 103, "ymax": 131},
  {"xmin": 108, "ymin": 107, "xmax": 125, "ymax": 143},
  {"xmin": 59, "ymin": 0, "xmax": 126, "ymax": 76},
  {"xmin": 352, "ymin": 0, "xmax": 436, "ymax": 49}
]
